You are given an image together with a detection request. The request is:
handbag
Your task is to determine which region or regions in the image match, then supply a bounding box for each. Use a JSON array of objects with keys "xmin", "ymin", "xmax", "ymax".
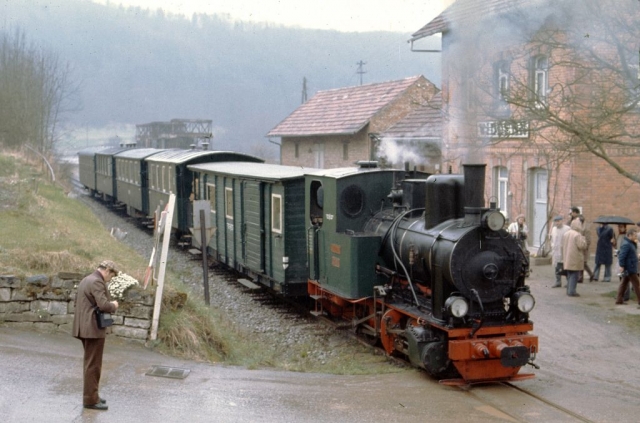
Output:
[{"xmin": 94, "ymin": 306, "xmax": 114, "ymax": 329}]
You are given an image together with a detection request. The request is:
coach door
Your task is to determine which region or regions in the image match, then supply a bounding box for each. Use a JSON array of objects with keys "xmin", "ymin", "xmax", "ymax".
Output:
[{"xmin": 242, "ymin": 181, "xmax": 266, "ymax": 272}]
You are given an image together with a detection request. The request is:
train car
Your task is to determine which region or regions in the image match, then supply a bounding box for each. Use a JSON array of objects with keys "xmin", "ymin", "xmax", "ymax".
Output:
[
  {"xmin": 307, "ymin": 163, "xmax": 538, "ymax": 384},
  {"xmin": 188, "ymin": 162, "xmax": 316, "ymax": 296},
  {"xmin": 78, "ymin": 146, "xmax": 110, "ymax": 196},
  {"xmin": 95, "ymin": 147, "xmax": 128, "ymax": 202},
  {"xmin": 145, "ymin": 150, "xmax": 263, "ymax": 234},
  {"xmin": 113, "ymin": 148, "xmax": 168, "ymax": 217}
]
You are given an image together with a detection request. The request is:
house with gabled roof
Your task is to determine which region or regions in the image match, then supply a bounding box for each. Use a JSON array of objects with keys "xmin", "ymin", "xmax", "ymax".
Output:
[
  {"xmin": 410, "ymin": 0, "xmax": 640, "ymax": 250},
  {"xmin": 267, "ymin": 75, "xmax": 438, "ymax": 169}
]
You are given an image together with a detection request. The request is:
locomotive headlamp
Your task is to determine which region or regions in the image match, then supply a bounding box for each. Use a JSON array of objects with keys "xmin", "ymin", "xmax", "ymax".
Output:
[
  {"xmin": 515, "ymin": 292, "xmax": 536, "ymax": 313},
  {"xmin": 445, "ymin": 296, "xmax": 469, "ymax": 318},
  {"xmin": 484, "ymin": 210, "xmax": 506, "ymax": 232}
]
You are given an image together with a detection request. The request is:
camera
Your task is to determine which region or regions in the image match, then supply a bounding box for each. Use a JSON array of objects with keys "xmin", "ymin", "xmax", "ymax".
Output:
[{"xmin": 618, "ymin": 270, "xmax": 628, "ymax": 279}]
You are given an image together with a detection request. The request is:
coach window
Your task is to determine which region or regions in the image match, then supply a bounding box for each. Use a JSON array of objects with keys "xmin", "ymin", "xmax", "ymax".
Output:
[
  {"xmin": 155, "ymin": 165, "xmax": 160, "ymax": 191},
  {"xmin": 225, "ymin": 187, "xmax": 234, "ymax": 220},
  {"xmin": 272, "ymin": 194, "xmax": 282, "ymax": 233},
  {"xmin": 207, "ymin": 183, "xmax": 216, "ymax": 214}
]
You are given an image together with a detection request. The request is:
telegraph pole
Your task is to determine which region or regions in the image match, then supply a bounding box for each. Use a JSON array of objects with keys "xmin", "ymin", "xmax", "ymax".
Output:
[
  {"xmin": 356, "ymin": 60, "xmax": 367, "ymax": 85},
  {"xmin": 301, "ymin": 77, "xmax": 308, "ymax": 103}
]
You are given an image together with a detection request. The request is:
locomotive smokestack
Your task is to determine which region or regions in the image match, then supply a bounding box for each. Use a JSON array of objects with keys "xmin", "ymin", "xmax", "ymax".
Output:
[{"xmin": 463, "ymin": 164, "xmax": 486, "ymax": 209}]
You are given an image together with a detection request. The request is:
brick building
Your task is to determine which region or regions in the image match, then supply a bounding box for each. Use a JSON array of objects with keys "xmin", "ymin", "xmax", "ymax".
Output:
[
  {"xmin": 410, "ymin": 0, "xmax": 640, "ymax": 249},
  {"xmin": 267, "ymin": 76, "xmax": 438, "ymax": 169}
]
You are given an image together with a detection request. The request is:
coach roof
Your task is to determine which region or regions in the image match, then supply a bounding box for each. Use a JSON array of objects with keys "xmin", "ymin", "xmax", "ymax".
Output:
[
  {"xmin": 145, "ymin": 150, "xmax": 263, "ymax": 165},
  {"xmin": 188, "ymin": 162, "xmax": 315, "ymax": 182}
]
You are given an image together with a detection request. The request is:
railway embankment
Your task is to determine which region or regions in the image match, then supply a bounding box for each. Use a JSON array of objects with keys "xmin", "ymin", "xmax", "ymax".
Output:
[{"xmin": 0, "ymin": 273, "xmax": 154, "ymax": 341}]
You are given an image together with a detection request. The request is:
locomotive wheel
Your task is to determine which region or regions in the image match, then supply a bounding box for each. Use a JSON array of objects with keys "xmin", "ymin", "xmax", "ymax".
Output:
[{"xmin": 380, "ymin": 309, "xmax": 403, "ymax": 355}]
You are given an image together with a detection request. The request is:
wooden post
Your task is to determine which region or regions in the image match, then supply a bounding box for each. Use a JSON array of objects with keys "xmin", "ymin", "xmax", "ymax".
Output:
[
  {"xmin": 200, "ymin": 209, "xmax": 210, "ymax": 305},
  {"xmin": 149, "ymin": 193, "xmax": 175, "ymax": 342}
]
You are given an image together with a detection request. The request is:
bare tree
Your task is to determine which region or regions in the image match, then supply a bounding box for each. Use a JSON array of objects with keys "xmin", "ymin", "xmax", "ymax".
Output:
[{"xmin": 0, "ymin": 27, "xmax": 78, "ymax": 155}]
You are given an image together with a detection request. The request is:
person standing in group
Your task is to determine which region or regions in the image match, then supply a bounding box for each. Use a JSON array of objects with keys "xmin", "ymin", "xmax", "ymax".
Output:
[
  {"xmin": 614, "ymin": 224, "xmax": 627, "ymax": 255},
  {"xmin": 616, "ymin": 227, "xmax": 640, "ymax": 307},
  {"xmin": 72, "ymin": 260, "xmax": 120, "ymax": 411},
  {"xmin": 550, "ymin": 215, "xmax": 570, "ymax": 288},
  {"xmin": 592, "ymin": 222, "xmax": 615, "ymax": 282},
  {"xmin": 562, "ymin": 218, "xmax": 588, "ymax": 297},
  {"xmin": 569, "ymin": 206, "xmax": 581, "ymax": 224},
  {"xmin": 577, "ymin": 215, "xmax": 593, "ymax": 283},
  {"xmin": 508, "ymin": 214, "xmax": 529, "ymax": 245}
]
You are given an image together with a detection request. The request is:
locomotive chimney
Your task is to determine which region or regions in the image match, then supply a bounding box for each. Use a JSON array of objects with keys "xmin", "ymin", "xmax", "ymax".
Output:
[
  {"xmin": 462, "ymin": 164, "xmax": 486, "ymax": 226},
  {"xmin": 463, "ymin": 164, "xmax": 486, "ymax": 209}
]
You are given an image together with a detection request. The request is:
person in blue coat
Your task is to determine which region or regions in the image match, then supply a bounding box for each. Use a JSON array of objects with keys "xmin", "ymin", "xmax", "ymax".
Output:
[
  {"xmin": 592, "ymin": 223, "xmax": 614, "ymax": 282},
  {"xmin": 616, "ymin": 227, "xmax": 640, "ymax": 306}
]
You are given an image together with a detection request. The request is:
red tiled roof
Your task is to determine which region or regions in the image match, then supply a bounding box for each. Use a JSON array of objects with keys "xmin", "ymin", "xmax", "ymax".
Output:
[
  {"xmin": 267, "ymin": 76, "xmax": 429, "ymax": 137},
  {"xmin": 380, "ymin": 92, "xmax": 442, "ymax": 139},
  {"xmin": 411, "ymin": 0, "xmax": 528, "ymax": 41}
]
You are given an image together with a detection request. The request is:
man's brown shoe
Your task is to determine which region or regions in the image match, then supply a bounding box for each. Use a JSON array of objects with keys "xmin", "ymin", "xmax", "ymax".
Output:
[{"xmin": 84, "ymin": 402, "xmax": 108, "ymax": 410}]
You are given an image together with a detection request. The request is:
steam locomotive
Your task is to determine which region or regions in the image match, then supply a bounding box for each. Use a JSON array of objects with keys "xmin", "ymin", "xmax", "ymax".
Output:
[{"xmin": 79, "ymin": 146, "xmax": 538, "ymax": 384}]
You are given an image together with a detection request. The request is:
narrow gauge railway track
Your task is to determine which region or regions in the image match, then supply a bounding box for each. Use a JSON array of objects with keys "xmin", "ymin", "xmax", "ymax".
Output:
[
  {"xmin": 501, "ymin": 382, "xmax": 596, "ymax": 423},
  {"xmin": 458, "ymin": 381, "xmax": 597, "ymax": 423}
]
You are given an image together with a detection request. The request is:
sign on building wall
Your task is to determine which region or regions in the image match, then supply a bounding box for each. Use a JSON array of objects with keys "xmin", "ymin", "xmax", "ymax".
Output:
[{"xmin": 478, "ymin": 120, "xmax": 529, "ymax": 138}]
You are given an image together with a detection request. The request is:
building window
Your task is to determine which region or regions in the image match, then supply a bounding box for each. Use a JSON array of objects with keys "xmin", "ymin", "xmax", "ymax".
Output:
[
  {"xmin": 343, "ymin": 142, "xmax": 349, "ymax": 160},
  {"xmin": 624, "ymin": 48, "xmax": 640, "ymax": 108},
  {"xmin": 532, "ymin": 55, "xmax": 548, "ymax": 107},
  {"xmin": 295, "ymin": 143, "xmax": 299, "ymax": 158},
  {"xmin": 207, "ymin": 183, "xmax": 216, "ymax": 214},
  {"xmin": 225, "ymin": 187, "xmax": 234, "ymax": 220},
  {"xmin": 313, "ymin": 143, "xmax": 324, "ymax": 168},
  {"xmin": 496, "ymin": 61, "xmax": 510, "ymax": 101},
  {"xmin": 494, "ymin": 166, "xmax": 508, "ymax": 217},
  {"xmin": 272, "ymin": 194, "xmax": 282, "ymax": 233}
]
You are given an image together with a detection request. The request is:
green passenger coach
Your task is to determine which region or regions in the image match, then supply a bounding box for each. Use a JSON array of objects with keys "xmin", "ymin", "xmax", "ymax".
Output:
[{"xmin": 188, "ymin": 162, "xmax": 315, "ymax": 296}]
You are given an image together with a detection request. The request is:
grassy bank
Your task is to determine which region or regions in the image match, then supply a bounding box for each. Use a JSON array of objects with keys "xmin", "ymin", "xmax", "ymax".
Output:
[{"xmin": 0, "ymin": 152, "xmax": 404, "ymax": 375}]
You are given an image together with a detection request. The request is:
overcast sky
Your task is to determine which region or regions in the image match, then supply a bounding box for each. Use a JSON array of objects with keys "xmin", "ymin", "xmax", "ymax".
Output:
[{"xmin": 92, "ymin": 0, "xmax": 454, "ymax": 33}]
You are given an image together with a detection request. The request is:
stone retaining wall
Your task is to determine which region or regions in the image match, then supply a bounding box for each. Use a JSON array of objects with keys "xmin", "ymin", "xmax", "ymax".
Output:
[{"xmin": 0, "ymin": 273, "xmax": 155, "ymax": 341}]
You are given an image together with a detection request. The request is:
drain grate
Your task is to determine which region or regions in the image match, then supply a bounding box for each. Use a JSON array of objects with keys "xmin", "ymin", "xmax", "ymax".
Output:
[{"xmin": 145, "ymin": 365, "xmax": 191, "ymax": 379}]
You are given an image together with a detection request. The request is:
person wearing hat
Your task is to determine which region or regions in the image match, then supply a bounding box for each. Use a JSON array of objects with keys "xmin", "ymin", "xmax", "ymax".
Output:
[
  {"xmin": 549, "ymin": 215, "xmax": 570, "ymax": 288},
  {"xmin": 592, "ymin": 222, "xmax": 615, "ymax": 282},
  {"xmin": 72, "ymin": 260, "xmax": 120, "ymax": 411}
]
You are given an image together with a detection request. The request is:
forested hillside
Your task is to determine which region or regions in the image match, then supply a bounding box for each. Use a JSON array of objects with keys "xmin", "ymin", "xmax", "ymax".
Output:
[{"xmin": 0, "ymin": 0, "xmax": 440, "ymax": 157}]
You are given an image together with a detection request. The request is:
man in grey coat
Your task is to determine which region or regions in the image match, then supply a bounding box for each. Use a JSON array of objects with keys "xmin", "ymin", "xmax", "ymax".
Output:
[{"xmin": 72, "ymin": 260, "xmax": 120, "ymax": 411}]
